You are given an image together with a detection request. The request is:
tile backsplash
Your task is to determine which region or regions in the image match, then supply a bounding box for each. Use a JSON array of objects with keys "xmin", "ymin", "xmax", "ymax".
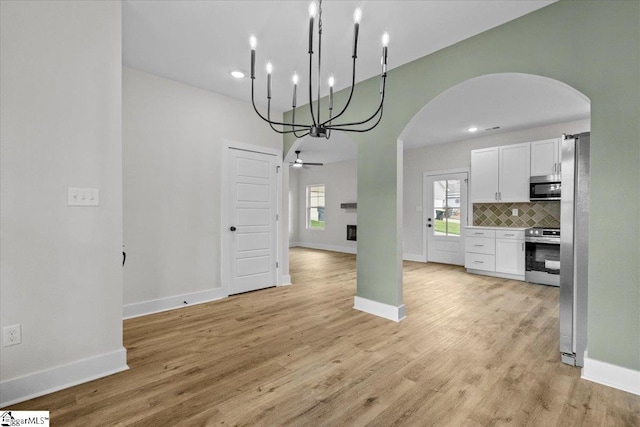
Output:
[{"xmin": 473, "ymin": 201, "xmax": 560, "ymax": 228}]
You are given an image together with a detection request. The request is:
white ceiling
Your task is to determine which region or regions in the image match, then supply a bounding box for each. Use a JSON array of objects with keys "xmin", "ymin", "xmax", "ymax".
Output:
[
  {"xmin": 123, "ymin": 0, "xmax": 556, "ymax": 113},
  {"xmin": 401, "ymin": 73, "xmax": 591, "ymax": 150},
  {"xmin": 122, "ymin": 1, "xmax": 589, "ymax": 166}
]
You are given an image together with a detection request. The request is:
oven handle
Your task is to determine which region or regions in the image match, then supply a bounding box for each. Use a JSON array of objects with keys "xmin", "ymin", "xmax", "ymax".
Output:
[{"xmin": 525, "ymin": 237, "xmax": 561, "ymax": 244}]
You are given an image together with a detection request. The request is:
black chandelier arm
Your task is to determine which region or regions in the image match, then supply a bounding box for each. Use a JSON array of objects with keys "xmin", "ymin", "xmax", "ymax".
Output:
[
  {"xmin": 319, "ymin": 57, "xmax": 357, "ymax": 127},
  {"xmin": 291, "ymin": 109, "xmax": 309, "ymax": 139},
  {"xmin": 251, "ymin": 80, "xmax": 311, "ymax": 131},
  {"xmin": 267, "ymin": 103, "xmax": 313, "ymax": 135},
  {"xmin": 326, "ymin": 104, "xmax": 384, "ymax": 133},
  {"xmin": 324, "ymin": 76, "xmax": 386, "ymax": 128}
]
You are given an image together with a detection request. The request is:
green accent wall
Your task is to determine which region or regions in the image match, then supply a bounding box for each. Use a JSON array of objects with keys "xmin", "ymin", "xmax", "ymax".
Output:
[{"xmin": 284, "ymin": 1, "xmax": 640, "ymax": 371}]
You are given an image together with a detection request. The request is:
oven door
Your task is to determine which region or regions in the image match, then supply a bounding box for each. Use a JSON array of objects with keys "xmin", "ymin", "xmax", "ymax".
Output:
[{"xmin": 525, "ymin": 239, "xmax": 560, "ymax": 286}]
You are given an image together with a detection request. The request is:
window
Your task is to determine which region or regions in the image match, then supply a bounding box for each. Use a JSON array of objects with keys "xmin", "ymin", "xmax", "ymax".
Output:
[
  {"xmin": 433, "ymin": 179, "xmax": 461, "ymax": 237},
  {"xmin": 306, "ymin": 184, "xmax": 325, "ymax": 230}
]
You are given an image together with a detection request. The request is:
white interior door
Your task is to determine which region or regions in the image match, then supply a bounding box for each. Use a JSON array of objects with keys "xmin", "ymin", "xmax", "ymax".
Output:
[
  {"xmin": 425, "ymin": 172, "xmax": 468, "ymax": 265},
  {"xmin": 227, "ymin": 148, "xmax": 277, "ymax": 294}
]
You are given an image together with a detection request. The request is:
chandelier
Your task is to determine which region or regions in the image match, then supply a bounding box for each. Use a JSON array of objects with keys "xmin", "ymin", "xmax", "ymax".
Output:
[{"xmin": 249, "ymin": 0, "xmax": 389, "ymax": 139}]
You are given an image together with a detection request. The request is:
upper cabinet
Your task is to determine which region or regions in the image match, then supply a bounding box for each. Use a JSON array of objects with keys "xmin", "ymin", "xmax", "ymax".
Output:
[
  {"xmin": 530, "ymin": 138, "xmax": 562, "ymax": 176},
  {"xmin": 471, "ymin": 142, "xmax": 530, "ymax": 203},
  {"xmin": 470, "ymin": 147, "xmax": 499, "ymax": 202}
]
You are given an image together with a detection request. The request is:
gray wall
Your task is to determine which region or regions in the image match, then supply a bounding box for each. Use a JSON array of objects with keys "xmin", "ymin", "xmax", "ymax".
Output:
[
  {"xmin": 123, "ymin": 68, "xmax": 284, "ymax": 313},
  {"xmin": 0, "ymin": 0, "xmax": 126, "ymax": 400}
]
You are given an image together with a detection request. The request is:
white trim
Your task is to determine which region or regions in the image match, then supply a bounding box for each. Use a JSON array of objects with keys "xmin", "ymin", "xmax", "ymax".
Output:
[
  {"xmin": 0, "ymin": 347, "xmax": 128, "ymax": 407},
  {"xmin": 353, "ymin": 296, "xmax": 406, "ymax": 322},
  {"xmin": 582, "ymin": 352, "xmax": 640, "ymax": 396},
  {"xmin": 279, "ymin": 275, "xmax": 292, "ymax": 286},
  {"xmin": 296, "ymin": 241, "xmax": 357, "ymax": 254},
  {"xmin": 466, "ymin": 268, "xmax": 525, "ymax": 282},
  {"xmin": 289, "ymin": 241, "xmax": 300, "ymax": 248},
  {"xmin": 123, "ymin": 288, "xmax": 227, "ymax": 319},
  {"xmin": 403, "ymin": 252, "xmax": 426, "ymax": 262}
]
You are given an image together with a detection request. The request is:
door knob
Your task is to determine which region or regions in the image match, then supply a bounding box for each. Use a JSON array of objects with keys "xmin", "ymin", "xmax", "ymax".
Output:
[{"xmin": 230, "ymin": 226, "xmax": 237, "ymax": 231}]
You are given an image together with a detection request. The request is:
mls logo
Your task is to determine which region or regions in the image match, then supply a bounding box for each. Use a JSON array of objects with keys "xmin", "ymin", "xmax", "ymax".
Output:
[{"xmin": 1, "ymin": 411, "xmax": 15, "ymax": 427}]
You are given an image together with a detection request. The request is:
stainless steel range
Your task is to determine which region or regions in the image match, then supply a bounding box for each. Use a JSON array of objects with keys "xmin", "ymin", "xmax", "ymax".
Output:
[{"xmin": 525, "ymin": 227, "xmax": 560, "ymax": 287}]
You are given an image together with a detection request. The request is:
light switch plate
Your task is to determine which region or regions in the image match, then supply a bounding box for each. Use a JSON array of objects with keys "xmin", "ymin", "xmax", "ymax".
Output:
[
  {"xmin": 68, "ymin": 188, "xmax": 99, "ymax": 206},
  {"xmin": 512, "ymin": 208, "xmax": 519, "ymax": 216}
]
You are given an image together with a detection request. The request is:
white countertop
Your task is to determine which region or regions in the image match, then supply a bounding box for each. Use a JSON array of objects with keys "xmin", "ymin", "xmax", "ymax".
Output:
[{"xmin": 465, "ymin": 226, "xmax": 528, "ymax": 231}]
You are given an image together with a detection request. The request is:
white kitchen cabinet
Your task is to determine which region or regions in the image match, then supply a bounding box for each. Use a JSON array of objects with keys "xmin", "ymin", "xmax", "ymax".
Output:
[
  {"xmin": 470, "ymin": 143, "xmax": 530, "ymax": 203},
  {"xmin": 530, "ymin": 138, "xmax": 561, "ymax": 176},
  {"xmin": 495, "ymin": 230, "xmax": 525, "ymax": 276},
  {"xmin": 464, "ymin": 229, "xmax": 496, "ymax": 272},
  {"xmin": 470, "ymin": 148, "xmax": 499, "ymax": 202},
  {"xmin": 465, "ymin": 228, "xmax": 525, "ymax": 281},
  {"xmin": 498, "ymin": 143, "xmax": 531, "ymax": 202}
]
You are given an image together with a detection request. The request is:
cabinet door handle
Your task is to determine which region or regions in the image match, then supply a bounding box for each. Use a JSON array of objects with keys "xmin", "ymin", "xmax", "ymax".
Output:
[
  {"xmin": 522, "ymin": 242, "xmax": 525, "ymax": 251},
  {"xmin": 504, "ymin": 233, "xmax": 515, "ymax": 237},
  {"xmin": 553, "ymin": 163, "xmax": 557, "ymax": 173},
  {"xmin": 473, "ymin": 244, "xmax": 484, "ymax": 247},
  {"xmin": 474, "ymin": 261, "xmax": 484, "ymax": 264},
  {"xmin": 498, "ymin": 191, "xmax": 501, "ymax": 200},
  {"xmin": 495, "ymin": 192, "xmax": 498, "ymax": 201}
]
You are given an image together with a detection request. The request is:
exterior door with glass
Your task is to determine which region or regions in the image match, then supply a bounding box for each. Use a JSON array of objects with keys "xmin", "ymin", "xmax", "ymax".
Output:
[{"xmin": 425, "ymin": 172, "xmax": 468, "ymax": 265}]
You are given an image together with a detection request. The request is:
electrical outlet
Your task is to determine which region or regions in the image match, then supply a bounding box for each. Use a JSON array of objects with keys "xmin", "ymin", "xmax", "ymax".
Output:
[
  {"xmin": 512, "ymin": 208, "xmax": 519, "ymax": 216},
  {"xmin": 3, "ymin": 324, "xmax": 22, "ymax": 347}
]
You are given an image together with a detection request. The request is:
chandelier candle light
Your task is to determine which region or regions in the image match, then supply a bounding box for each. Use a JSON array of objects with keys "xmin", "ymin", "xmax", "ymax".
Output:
[{"xmin": 250, "ymin": 0, "xmax": 389, "ymax": 139}]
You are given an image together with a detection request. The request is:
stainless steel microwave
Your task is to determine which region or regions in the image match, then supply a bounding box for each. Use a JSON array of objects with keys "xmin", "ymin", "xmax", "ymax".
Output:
[{"xmin": 530, "ymin": 175, "xmax": 561, "ymax": 200}]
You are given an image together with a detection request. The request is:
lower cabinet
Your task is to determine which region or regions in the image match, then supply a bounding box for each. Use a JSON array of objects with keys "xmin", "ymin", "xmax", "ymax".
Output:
[{"xmin": 465, "ymin": 228, "xmax": 525, "ymax": 280}]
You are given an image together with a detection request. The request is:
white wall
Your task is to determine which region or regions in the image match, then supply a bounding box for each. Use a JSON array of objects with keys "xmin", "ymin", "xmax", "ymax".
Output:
[
  {"xmin": 293, "ymin": 160, "xmax": 358, "ymax": 253},
  {"xmin": 123, "ymin": 68, "xmax": 284, "ymax": 316},
  {"xmin": 0, "ymin": 1, "xmax": 126, "ymax": 405},
  {"xmin": 289, "ymin": 168, "xmax": 300, "ymax": 245},
  {"xmin": 402, "ymin": 119, "xmax": 591, "ymax": 258}
]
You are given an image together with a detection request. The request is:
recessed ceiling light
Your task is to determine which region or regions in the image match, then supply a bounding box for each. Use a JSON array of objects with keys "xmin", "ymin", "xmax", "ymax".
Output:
[
  {"xmin": 467, "ymin": 127, "xmax": 479, "ymax": 133},
  {"xmin": 230, "ymin": 70, "xmax": 245, "ymax": 79}
]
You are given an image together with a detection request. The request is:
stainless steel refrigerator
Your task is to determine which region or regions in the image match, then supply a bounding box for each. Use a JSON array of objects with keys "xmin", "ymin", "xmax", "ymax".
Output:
[{"xmin": 560, "ymin": 132, "xmax": 590, "ymax": 367}]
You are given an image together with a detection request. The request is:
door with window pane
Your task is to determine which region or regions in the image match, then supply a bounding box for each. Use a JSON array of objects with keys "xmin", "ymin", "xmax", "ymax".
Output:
[{"xmin": 425, "ymin": 172, "xmax": 467, "ymax": 265}]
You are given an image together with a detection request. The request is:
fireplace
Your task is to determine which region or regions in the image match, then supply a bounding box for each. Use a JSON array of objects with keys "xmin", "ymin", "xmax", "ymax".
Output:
[{"xmin": 347, "ymin": 225, "xmax": 357, "ymax": 241}]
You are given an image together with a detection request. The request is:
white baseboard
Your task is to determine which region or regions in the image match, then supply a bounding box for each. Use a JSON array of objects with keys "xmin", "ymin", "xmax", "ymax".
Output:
[
  {"xmin": 279, "ymin": 275, "xmax": 292, "ymax": 286},
  {"xmin": 403, "ymin": 253, "xmax": 425, "ymax": 262},
  {"xmin": 296, "ymin": 242, "xmax": 357, "ymax": 254},
  {"xmin": 353, "ymin": 296, "xmax": 406, "ymax": 322},
  {"xmin": 289, "ymin": 242, "xmax": 299, "ymax": 248},
  {"xmin": 582, "ymin": 352, "xmax": 640, "ymax": 396},
  {"xmin": 0, "ymin": 347, "xmax": 128, "ymax": 408},
  {"xmin": 123, "ymin": 288, "xmax": 227, "ymax": 319},
  {"xmin": 466, "ymin": 269, "xmax": 525, "ymax": 282}
]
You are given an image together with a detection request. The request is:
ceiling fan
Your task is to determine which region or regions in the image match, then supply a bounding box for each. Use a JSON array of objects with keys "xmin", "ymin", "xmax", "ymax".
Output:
[{"xmin": 290, "ymin": 150, "xmax": 323, "ymax": 168}]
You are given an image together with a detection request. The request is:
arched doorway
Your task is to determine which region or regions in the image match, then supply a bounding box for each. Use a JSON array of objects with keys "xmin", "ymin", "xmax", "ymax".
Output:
[{"xmin": 397, "ymin": 73, "xmax": 590, "ymax": 265}]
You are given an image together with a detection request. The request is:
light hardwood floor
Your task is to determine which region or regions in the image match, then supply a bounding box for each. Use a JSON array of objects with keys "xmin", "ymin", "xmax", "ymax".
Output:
[{"xmin": 6, "ymin": 247, "xmax": 640, "ymax": 425}]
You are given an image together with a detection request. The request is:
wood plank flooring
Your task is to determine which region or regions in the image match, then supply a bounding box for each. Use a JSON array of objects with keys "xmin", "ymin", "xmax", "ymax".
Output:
[{"xmin": 6, "ymin": 247, "xmax": 640, "ymax": 425}]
